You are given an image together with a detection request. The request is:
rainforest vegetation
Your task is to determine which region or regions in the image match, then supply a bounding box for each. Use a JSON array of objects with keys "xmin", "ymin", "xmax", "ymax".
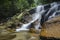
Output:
[{"xmin": 0, "ymin": 0, "xmax": 59, "ymax": 22}]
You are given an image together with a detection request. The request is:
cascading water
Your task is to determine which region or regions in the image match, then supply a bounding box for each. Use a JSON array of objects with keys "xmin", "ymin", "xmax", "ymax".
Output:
[
  {"xmin": 16, "ymin": 5, "xmax": 45, "ymax": 32},
  {"xmin": 16, "ymin": 2, "xmax": 60, "ymax": 32}
]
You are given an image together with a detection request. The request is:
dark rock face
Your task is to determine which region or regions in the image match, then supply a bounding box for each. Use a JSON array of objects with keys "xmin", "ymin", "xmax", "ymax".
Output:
[
  {"xmin": 40, "ymin": 36, "xmax": 60, "ymax": 40},
  {"xmin": 55, "ymin": 11, "xmax": 60, "ymax": 16},
  {"xmin": 28, "ymin": 8, "xmax": 36, "ymax": 14},
  {"xmin": 44, "ymin": 4, "xmax": 51, "ymax": 10}
]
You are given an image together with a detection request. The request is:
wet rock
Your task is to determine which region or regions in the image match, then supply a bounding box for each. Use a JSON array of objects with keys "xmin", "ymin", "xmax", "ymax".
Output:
[
  {"xmin": 12, "ymin": 31, "xmax": 30, "ymax": 40},
  {"xmin": 0, "ymin": 32, "xmax": 16, "ymax": 40},
  {"xmin": 40, "ymin": 16, "xmax": 60, "ymax": 40}
]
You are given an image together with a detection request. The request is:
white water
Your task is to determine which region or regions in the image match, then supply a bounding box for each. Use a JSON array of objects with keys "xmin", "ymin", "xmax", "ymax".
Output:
[
  {"xmin": 46, "ymin": 4, "xmax": 58, "ymax": 16},
  {"xmin": 16, "ymin": 2, "xmax": 59, "ymax": 32},
  {"xmin": 16, "ymin": 5, "xmax": 45, "ymax": 32},
  {"xmin": 48, "ymin": 2, "xmax": 59, "ymax": 19}
]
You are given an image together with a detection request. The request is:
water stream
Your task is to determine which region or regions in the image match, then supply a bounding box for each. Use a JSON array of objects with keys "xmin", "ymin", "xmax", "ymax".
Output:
[
  {"xmin": 16, "ymin": 5, "xmax": 45, "ymax": 32},
  {"xmin": 16, "ymin": 2, "xmax": 60, "ymax": 32}
]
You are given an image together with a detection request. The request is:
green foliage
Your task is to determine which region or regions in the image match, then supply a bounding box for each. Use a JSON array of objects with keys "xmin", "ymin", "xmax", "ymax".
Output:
[
  {"xmin": 16, "ymin": 0, "xmax": 35, "ymax": 12},
  {"xmin": 16, "ymin": 0, "xmax": 29, "ymax": 12},
  {"xmin": 37, "ymin": 0, "xmax": 60, "ymax": 4},
  {"xmin": 37, "ymin": 0, "xmax": 51, "ymax": 4},
  {"xmin": 0, "ymin": 0, "xmax": 18, "ymax": 22},
  {"xmin": 0, "ymin": 0, "xmax": 36, "ymax": 22}
]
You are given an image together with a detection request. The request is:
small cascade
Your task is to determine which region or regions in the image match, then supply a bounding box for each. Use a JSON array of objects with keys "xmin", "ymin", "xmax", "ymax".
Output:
[
  {"xmin": 16, "ymin": 2, "xmax": 60, "ymax": 32},
  {"xmin": 16, "ymin": 5, "xmax": 44, "ymax": 32}
]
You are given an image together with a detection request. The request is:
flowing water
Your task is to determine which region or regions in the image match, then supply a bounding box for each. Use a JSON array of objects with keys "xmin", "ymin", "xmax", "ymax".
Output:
[
  {"xmin": 16, "ymin": 2, "xmax": 60, "ymax": 32},
  {"xmin": 16, "ymin": 5, "xmax": 45, "ymax": 32}
]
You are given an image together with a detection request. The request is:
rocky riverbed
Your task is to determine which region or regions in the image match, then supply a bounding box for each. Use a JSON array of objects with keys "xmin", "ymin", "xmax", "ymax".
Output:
[{"xmin": 0, "ymin": 30, "xmax": 40, "ymax": 40}]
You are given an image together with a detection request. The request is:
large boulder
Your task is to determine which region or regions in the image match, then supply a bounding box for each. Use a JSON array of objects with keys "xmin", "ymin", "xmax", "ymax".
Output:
[
  {"xmin": 0, "ymin": 31, "xmax": 16, "ymax": 40},
  {"xmin": 40, "ymin": 16, "xmax": 60, "ymax": 40}
]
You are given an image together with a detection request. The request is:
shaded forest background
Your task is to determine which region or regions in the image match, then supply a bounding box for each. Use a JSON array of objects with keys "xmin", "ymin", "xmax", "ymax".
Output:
[
  {"xmin": 0, "ymin": 0, "xmax": 36, "ymax": 22},
  {"xmin": 0, "ymin": 0, "xmax": 59, "ymax": 23}
]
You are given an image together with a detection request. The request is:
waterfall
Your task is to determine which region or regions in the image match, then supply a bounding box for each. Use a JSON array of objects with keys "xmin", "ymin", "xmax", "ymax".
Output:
[
  {"xmin": 16, "ymin": 2, "xmax": 60, "ymax": 32},
  {"xmin": 16, "ymin": 5, "xmax": 45, "ymax": 32}
]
